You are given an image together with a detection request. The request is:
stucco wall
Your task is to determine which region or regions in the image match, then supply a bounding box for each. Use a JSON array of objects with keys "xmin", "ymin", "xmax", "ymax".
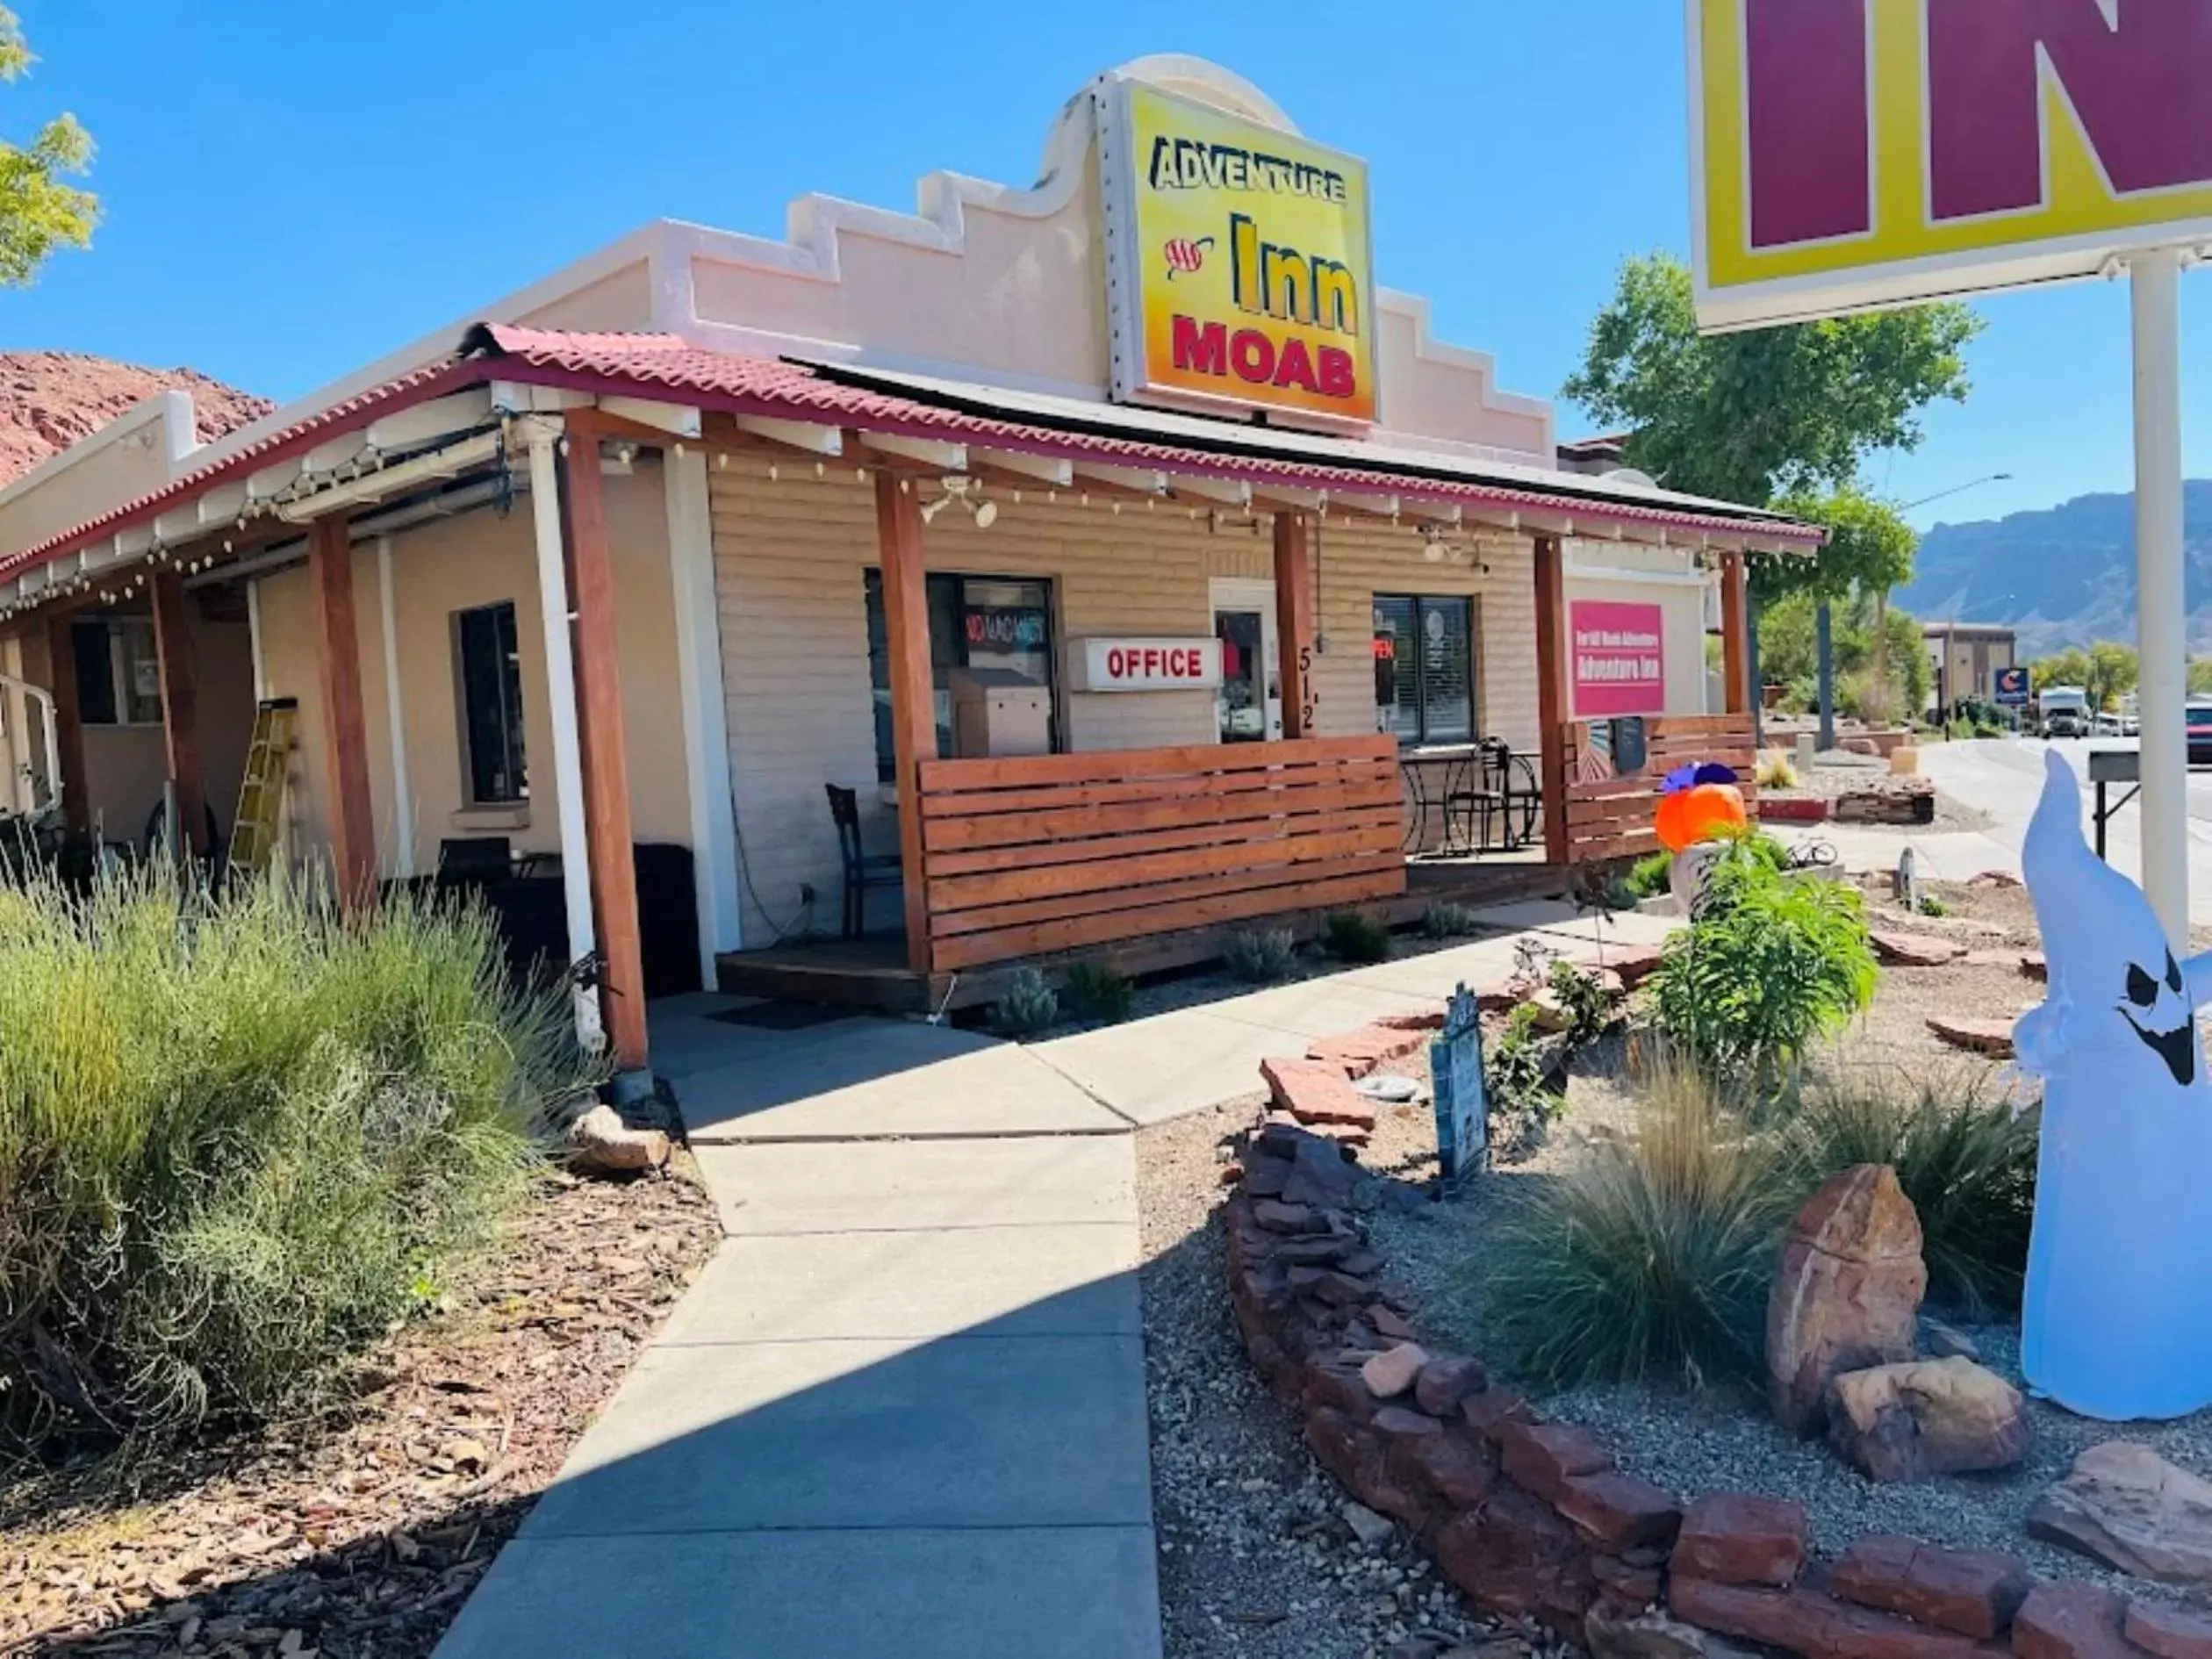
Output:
[
  {"xmin": 0, "ymin": 396, "xmax": 186, "ymax": 563},
  {"xmin": 708, "ymin": 453, "xmax": 1533, "ymax": 941},
  {"xmin": 253, "ymin": 463, "xmax": 692, "ymax": 880}
]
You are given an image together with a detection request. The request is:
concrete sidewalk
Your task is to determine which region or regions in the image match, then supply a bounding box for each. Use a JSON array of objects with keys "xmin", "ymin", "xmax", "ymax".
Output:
[
  {"xmin": 435, "ymin": 1009, "xmax": 1160, "ymax": 1659},
  {"xmin": 437, "ymin": 900, "xmax": 1674, "ymax": 1658}
]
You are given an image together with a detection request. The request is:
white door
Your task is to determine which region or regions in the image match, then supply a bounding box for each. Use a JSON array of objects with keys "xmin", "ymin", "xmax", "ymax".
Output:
[{"xmin": 1210, "ymin": 578, "xmax": 1283, "ymax": 743}]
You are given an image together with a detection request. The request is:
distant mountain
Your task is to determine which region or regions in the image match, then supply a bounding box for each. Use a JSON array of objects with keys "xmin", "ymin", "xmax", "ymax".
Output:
[
  {"xmin": 1894, "ymin": 481, "xmax": 2212, "ymax": 658},
  {"xmin": 0, "ymin": 351, "xmax": 271, "ymax": 488}
]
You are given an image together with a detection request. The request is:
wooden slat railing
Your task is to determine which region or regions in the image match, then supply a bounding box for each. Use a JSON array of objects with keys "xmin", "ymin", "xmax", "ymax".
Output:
[
  {"xmin": 914, "ymin": 736, "xmax": 1407, "ymax": 972},
  {"xmin": 1559, "ymin": 713, "xmax": 1758, "ymax": 865}
]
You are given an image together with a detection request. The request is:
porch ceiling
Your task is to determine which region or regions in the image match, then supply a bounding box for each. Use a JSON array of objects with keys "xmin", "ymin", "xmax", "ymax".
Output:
[{"xmin": 0, "ymin": 322, "xmax": 1821, "ymax": 618}]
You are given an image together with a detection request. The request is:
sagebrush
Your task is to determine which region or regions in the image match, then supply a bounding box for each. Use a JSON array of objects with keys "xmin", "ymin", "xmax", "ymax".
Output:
[
  {"xmin": 1224, "ymin": 927, "xmax": 1298, "ymax": 983},
  {"xmin": 1062, "ymin": 959, "xmax": 1134, "ymax": 1023},
  {"xmin": 0, "ymin": 864, "xmax": 581, "ymax": 1452},
  {"xmin": 990, "ymin": 966, "xmax": 1059, "ymax": 1035}
]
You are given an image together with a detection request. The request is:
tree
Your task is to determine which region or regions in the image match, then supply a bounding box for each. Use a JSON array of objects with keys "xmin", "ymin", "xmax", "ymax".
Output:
[
  {"xmin": 1564, "ymin": 254, "xmax": 1981, "ymax": 511},
  {"xmin": 2030, "ymin": 648, "xmax": 2093, "ymax": 693},
  {"xmin": 0, "ymin": 9, "xmax": 95, "ymax": 287},
  {"xmin": 2086, "ymin": 642, "xmax": 2139, "ymax": 715},
  {"xmin": 1756, "ymin": 587, "xmax": 1930, "ymax": 718}
]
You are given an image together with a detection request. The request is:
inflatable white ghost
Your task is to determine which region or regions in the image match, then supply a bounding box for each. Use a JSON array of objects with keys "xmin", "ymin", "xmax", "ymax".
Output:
[{"xmin": 2013, "ymin": 750, "xmax": 2212, "ymax": 1420}]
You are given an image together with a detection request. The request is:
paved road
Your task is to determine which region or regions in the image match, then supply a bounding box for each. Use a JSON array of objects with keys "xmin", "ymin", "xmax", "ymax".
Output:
[{"xmin": 1918, "ymin": 736, "xmax": 2212, "ymax": 925}]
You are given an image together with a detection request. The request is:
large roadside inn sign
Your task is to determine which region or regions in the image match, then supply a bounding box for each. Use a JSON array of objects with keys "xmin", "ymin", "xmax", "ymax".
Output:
[
  {"xmin": 1688, "ymin": 0, "xmax": 2212, "ymax": 331},
  {"xmin": 1688, "ymin": 0, "xmax": 2209, "ymax": 951},
  {"xmin": 1098, "ymin": 77, "xmax": 1379, "ymax": 425}
]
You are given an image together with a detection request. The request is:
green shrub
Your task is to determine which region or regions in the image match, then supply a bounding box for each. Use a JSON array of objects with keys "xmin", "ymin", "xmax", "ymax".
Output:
[
  {"xmin": 1422, "ymin": 901, "xmax": 1483, "ymax": 939},
  {"xmin": 1062, "ymin": 960, "xmax": 1134, "ymax": 1023},
  {"xmin": 990, "ymin": 966, "xmax": 1060, "ymax": 1036},
  {"xmin": 1322, "ymin": 909, "xmax": 1392, "ymax": 963},
  {"xmin": 1547, "ymin": 960, "xmax": 1614, "ymax": 1046},
  {"xmin": 1224, "ymin": 927, "xmax": 1298, "ymax": 983},
  {"xmin": 1477, "ymin": 1052, "xmax": 1785, "ymax": 1389},
  {"xmin": 1914, "ymin": 893, "xmax": 1950, "ymax": 918},
  {"xmin": 1624, "ymin": 851, "xmax": 1673, "ymax": 901},
  {"xmin": 1781, "ymin": 1073, "xmax": 2037, "ymax": 1316},
  {"xmin": 1652, "ymin": 837, "xmax": 1878, "ymax": 1085},
  {"xmin": 1484, "ymin": 1002, "xmax": 1560, "ymax": 1154},
  {"xmin": 0, "ymin": 865, "xmax": 576, "ymax": 1452}
]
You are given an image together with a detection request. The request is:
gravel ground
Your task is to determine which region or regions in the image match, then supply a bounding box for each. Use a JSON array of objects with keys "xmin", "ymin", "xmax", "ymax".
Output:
[
  {"xmin": 1136, "ymin": 1102, "xmax": 1528, "ymax": 1659},
  {"xmin": 1356, "ymin": 902, "xmax": 2212, "ymax": 1608}
]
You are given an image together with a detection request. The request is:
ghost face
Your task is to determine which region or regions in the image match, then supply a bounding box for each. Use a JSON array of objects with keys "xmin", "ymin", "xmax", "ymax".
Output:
[{"xmin": 2121, "ymin": 948, "xmax": 2198, "ymax": 1087}]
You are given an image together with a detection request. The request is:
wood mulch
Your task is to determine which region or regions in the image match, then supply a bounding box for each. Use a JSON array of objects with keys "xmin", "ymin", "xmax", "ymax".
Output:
[{"xmin": 2, "ymin": 1163, "xmax": 722, "ymax": 1658}]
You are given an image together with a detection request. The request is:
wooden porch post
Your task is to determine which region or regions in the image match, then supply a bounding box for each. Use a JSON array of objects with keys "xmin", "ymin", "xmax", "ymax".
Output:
[
  {"xmin": 874, "ymin": 468, "xmax": 937, "ymax": 973},
  {"xmin": 1533, "ymin": 532, "xmax": 1570, "ymax": 864},
  {"xmin": 44, "ymin": 612, "xmax": 88, "ymax": 837},
  {"xmin": 1720, "ymin": 550, "xmax": 1752, "ymax": 715},
  {"xmin": 559, "ymin": 421, "xmax": 650, "ymax": 1074},
  {"xmin": 309, "ymin": 515, "xmax": 377, "ymax": 908},
  {"xmin": 1273, "ymin": 512, "xmax": 1315, "ymax": 737},
  {"xmin": 149, "ymin": 568, "xmax": 207, "ymax": 857}
]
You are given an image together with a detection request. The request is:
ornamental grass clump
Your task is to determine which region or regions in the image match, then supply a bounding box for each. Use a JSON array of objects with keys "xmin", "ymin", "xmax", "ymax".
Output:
[
  {"xmin": 1780, "ymin": 1069, "xmax": 2038, "ymax": 1317},
  {"xmin": 1478, "ymin": 1050, "xmax": 1786, "ymax": 1390},
  {"xmin": 1651, "ymin": 833, "xmax": 1878, "ymax": 1086},
  {"xmin": 0, "ymin": 863, "xmax": 580, "ymax": 1454}
]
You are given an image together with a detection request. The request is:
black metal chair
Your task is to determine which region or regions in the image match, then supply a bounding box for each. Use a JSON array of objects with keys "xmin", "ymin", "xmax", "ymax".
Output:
[
  {"xmin": 825, "ymin": 784, "xmax": 901, "ymax": 939},
  {"xmin": 1441, "ymin": 741, "xmax": 1512, "ymax": 853}
]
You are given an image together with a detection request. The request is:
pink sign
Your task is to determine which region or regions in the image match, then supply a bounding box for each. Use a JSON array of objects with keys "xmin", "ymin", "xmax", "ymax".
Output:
[{"xmin": 1570, "ymin": 600, "xmax": 1665, "ymax": 717}]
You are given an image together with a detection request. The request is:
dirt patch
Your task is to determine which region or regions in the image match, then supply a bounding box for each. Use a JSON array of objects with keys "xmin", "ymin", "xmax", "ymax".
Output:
[{"xmin": 1, "ymin": 1163, "xmax": 722, "ymax": 1657}]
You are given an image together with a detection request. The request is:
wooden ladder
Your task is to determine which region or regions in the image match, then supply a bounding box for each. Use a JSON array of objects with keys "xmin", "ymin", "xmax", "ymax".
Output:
[{"xmin": 228, "ymin": 698, "xmax": 298, "ymax": 878}]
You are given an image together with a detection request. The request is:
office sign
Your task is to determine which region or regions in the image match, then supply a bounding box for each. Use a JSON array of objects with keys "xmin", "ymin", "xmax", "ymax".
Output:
[
  {"xmin": 1074, "ymin": 636, "xmax": 1224, "ymax": 693},
  {"xmin": 1995, "ymin": 665, "xmax": 2031, "ymax": 707},
  {"xmin": 1099, "ymin": 77, "xmax": 1378, "ymax": 423},
  {"xmin": 1689, "ymin": 0, "xmax": 2212, "ymax": 330},
  {"xmin": 1570, "ymin": 600, "xmax": 1668, "ymax": 718}
]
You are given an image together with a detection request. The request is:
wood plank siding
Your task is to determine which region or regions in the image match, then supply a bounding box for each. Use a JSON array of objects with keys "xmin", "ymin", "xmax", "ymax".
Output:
[{"xmin": 1557, "ymin": 712, "xmax": 1758, "ymax": 865}]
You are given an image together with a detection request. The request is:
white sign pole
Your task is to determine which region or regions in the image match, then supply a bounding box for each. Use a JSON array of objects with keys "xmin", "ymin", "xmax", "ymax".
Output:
[{"xmin": 2132, "ymin": 246, "xmax": 2189, "ymax": 950}]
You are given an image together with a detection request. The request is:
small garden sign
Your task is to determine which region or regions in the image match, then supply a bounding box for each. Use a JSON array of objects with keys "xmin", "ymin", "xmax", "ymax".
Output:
[{"xmin": 1431, "ymin": 982, "xmax": 1488, "ymax": 1181}]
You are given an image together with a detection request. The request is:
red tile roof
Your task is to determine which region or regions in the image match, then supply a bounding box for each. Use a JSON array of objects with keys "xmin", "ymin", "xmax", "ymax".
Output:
[{"xmin": 0, "ymin": 326, "xmax": 1819, "ymax": 589}]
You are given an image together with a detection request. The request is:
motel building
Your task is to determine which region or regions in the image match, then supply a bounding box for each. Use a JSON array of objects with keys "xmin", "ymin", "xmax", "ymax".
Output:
[{"xmin": 0, "ymin": 56, "xmax": 1815, "ymax": 1082}]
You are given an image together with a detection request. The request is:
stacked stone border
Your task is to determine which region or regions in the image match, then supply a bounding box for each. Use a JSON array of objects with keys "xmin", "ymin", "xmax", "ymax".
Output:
[{"xmin": 1226, "ymin": 1009, "xmax": 2212, "ymax": 1659}]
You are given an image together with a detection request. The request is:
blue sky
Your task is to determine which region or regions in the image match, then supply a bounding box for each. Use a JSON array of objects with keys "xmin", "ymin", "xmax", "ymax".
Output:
[{"xmin": 6, "ymin": 0, "xmax": 2205, "ymax": 531}]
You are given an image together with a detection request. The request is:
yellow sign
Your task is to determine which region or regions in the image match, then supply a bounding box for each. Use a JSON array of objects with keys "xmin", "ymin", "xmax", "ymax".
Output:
[
  {"xmin": 1102, "ymin": 80, "xmax": 1378, "ymax": 423},
  {"xmin": 1690, "ymin": 0, "xmax": 2212, "ymax": 331}
]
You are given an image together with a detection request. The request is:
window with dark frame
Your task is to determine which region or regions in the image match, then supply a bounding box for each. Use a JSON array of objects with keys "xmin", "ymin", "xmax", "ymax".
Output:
[
  {"xmin": 1372, "ymin": 594, "xmax": 1475, "ymax": 745},
  {"xmin": 865, "ymin": 571, "xmax": 1058, "ymax": 781},
  {"xmin": 456, "ymin": 601, "xmax": 528, "ymax": 806},
  {"xmin": 71, "ymin": 618, "xmax": 163, "ymax": 728}
]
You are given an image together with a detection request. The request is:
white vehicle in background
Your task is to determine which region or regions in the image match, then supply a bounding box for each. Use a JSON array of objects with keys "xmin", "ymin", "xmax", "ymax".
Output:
[
  {"xmin": 2121, "ymin": 693, "xmax": 2141, "ymax": 736},
  {"xmin": 2038, "ymin": 686, "xmax": 2092, "ymax": 738}
]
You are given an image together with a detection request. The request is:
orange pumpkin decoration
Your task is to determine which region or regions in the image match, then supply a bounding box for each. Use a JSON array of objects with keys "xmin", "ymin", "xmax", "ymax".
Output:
[{"xmin": 1655, "ymin": 777, "xmax": 1748, "ymax": 853}]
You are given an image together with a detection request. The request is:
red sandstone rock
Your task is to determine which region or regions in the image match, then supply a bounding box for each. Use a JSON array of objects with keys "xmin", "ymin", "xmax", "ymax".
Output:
[
  {"xmin": 1871, "ymin": 930, "xmax": 1970, "ymax": 967},
  {"xmin": 2011, "ymin": 1583, "xmax": 2132, "ymax": 1659},
  {"xmin": 1435, "ymin": 1483, "xmax": 1598, "ymax": 1631},
  {"xmin": 1361, "ymin": 1342, "xmax": 1429, "ymax": 1399},
  {"xmin": 1287, "ymin": 1265, "xmax": 1375, "ymax": 1307},
  {"xmin": 2124, "ymin": 1601, "xmax": 2212, "ymax": 1659},
  {"xmin": 1262, "ymin": 1054, "xmax": 1382, "ymax": 1129},
  {"xmin": 1303, "ymin": 1356, "xmax": 1380, "ymax": 1423},
  {"xmin": 1397, "ymin": 1430, "xmax": 1497, "ymax": 1510},
  {"xmin": 1591, "ymin": 1555, "xmax": 1664, "ymax": 1607},
  {"xmin": 0, "ymin": 351, "xmax": 270, "ymax": 488},
  {"xmin": 1766, "ymin": 1165, "xmax": 1927, "ymax": 1435},
  {"xmin": 1555, "ymin": 1470, "xmax": 1684, "ymax": 1553},
  {"xmin": 1924, "ymin": 1016, "xmax": 2017, "ymax": 1059},
  {"xmin": 1828, "ymin": 1535, "xmax": 2032, "ymax": 1640},
  {"xmin": 1372, "ymin": 1404, "xmax": 1445, "ymax": 1443},
  {"xmin": 1308, "ymin": 1021, "xmax": 1433, "ymax": 1078},
  {"xmin": 1671, "ymin": 1575, "xmax": 1990, "ymax": 1659},
  {"xmin": 1414, "ymin": 1355, "xmax": 1490, "ymax": 1417},
  {"xmin": 1499, "ymin": 1421, "xmax": 1616, "ymax": 1505},
  {"xmin": 1369, "ymin": 1304, "xmax": 1418, "ymax": 1341},
  {"xmin": 1826, "ymin": 1359, "xmax": 2029, "ymax": 1482},
  {"xmin": 1674, "ymin": 1493, "xmax": 1809, "ymax": 1588},
  {"xmin": 1605, "ymin": 943, "xmax": 1670, "ymax": 990},
  {"xmin": 1253, "ymin": 1198, "xmax": 1327, "ymax": 1234},
  {"xmin": 2021, "ymin": 953, "xmax": 2048, "ymax": 983},
  {"xmin": 1462, "ymin": 1386, "xmax": 1540, "ymax": 1440}
]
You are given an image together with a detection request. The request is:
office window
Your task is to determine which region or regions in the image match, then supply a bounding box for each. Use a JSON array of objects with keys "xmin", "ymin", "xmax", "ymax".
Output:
[
  {"xmin": 865, "ymin": 571, "xmax": 1056, "ymax": 780},
  {"xmin": 1372, "ymin": 594, "xmax": 1475, "ymax": 744},
  {"xmin": 72, "ymin": 617, "xmax": 162, "ymax": 727},
  {"xmin": 456, "ymin": 601, "xmax": 528, "ymax": 804}
]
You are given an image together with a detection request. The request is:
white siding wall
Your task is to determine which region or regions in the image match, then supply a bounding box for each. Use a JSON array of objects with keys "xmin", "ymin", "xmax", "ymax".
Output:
[{"xmin": 710, "ymin": 453, "xmax": 1538, "ymax": 941}]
